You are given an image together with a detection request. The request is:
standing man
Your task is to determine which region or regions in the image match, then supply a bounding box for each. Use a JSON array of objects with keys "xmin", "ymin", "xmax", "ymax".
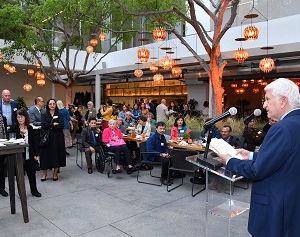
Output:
[
  {"xmin": 156, "ymin": 99, "xmax": 172, "ymax": 123},
  {"xmin": 218, "ymin": 78, "xmax": 300, "ymax": 237},
  {"xmin": 146, "ymin": 121, "xmax": 171, "ymax": 186},
  {"xmin": 28, "ymin": 96, "xmax": 45, "ymax": 171},
  {"xmin": 1, "ymin": 89, "xmax": 19, "ymax": 128},
  {"xmin": 220, "ymin": 125, "xmax": 242, "ymax": 148}
]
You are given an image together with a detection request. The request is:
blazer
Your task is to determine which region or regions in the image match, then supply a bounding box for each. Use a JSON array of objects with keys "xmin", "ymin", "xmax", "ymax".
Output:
[
  {"xmin": 10, "ymin": 124, "xmax": 37, "ymax": 160},
  {"xmin": 81, "ymin": 127, "xmax": 102, "ymax": 148},
  {"xmin": 227, "ymin": 135, "xmax": 242, "ymax": 148},
  {"xmin": 0, "ymin": 100, "xmax": 19, "ymax": 126},
  {"xmin": 28, "ymin": 106, "xmax": 45, "ymax": 126},
  {"xmin": 226, "ymin": 109, "xmax": 300, "ymax": 237}
]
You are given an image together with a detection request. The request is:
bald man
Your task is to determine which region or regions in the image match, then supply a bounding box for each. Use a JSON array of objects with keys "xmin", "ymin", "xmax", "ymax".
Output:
[
  {"xmin": 0, "ymin": 89, "xmax": 19, "ymax": 127},
  {"xmin": 156, "ymin": 99, "xmax": 172, "ymax": 123}
]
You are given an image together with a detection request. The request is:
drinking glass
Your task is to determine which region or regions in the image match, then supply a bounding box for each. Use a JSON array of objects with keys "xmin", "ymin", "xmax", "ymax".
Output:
[{"xmin": 9, "ymin": 133, "xmax": 16, "ymax": 140}]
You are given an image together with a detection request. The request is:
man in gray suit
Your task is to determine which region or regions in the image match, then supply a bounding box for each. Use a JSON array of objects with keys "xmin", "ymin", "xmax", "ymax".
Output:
[{"xmin": 28, "ymin": 96, "xmax": 45, "ymax": 171}]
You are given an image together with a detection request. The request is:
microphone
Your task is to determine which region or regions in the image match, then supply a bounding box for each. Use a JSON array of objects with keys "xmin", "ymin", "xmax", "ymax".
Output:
[
  {"xmin": 204, "ymin": 107, "xmax": 237, "ymax": 129},
  {"xmin": 244, "ymin": 109, "xmax": 262, "ymax": 125}
]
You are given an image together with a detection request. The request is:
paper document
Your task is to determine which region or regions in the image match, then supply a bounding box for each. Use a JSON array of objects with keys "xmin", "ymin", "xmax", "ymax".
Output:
[{"xmin": 209, "ymin": 138, "xmax": 244, "ymax": 160}]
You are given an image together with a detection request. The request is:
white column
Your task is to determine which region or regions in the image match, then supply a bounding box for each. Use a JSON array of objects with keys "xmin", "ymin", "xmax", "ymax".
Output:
[{"xmin": 95, "ymin": 74, "xmax": 101, "ymax": 111}]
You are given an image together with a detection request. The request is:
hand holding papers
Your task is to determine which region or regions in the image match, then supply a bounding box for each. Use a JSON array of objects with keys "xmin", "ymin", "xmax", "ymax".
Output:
[{"xmin": 209, "ymin": 138, "xmax": 244, "ymax": 160}]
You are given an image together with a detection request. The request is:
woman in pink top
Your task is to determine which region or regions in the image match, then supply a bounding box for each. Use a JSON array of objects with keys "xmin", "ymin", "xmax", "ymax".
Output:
[{"xmin": 102, "ymin": 119, "xmax": 134, "ymax": 174}]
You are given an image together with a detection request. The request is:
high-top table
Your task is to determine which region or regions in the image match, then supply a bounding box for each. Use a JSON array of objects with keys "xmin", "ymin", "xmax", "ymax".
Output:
[{"xmin": 0, "ymin": 144, "xmax": 29, "ymax": 223}]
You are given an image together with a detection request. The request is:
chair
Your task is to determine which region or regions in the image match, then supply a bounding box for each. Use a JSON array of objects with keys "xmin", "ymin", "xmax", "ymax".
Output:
[
  {"xmin": 136, "ymin": 142, "xmax": 162, "ymax": 186},
  {"xmin": 76, "ymin": 134, "xmax": 84, "ymax": 169},
  {"xmin": 167, "ymin": 149, "xmax": 205, "ymax": 197},
  {"xmin": 95, "ymin": 144, "xmax": 117, "ymax": 178}
]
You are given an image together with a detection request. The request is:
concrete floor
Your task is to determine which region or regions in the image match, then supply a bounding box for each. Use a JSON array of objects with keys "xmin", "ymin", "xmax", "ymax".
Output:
[{"xmin": 0, "ymin": 147, "xmax": 251, "ymax": 237}]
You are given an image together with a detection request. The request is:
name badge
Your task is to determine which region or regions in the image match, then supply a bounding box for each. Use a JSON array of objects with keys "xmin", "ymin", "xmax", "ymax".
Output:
[
  {"xmin": 180, "ymin": 130, "xmax": 184, "ymax": 133},
  {"xmin": 161, "ymin": 143, "xmax": 164, "ymax": 146}
]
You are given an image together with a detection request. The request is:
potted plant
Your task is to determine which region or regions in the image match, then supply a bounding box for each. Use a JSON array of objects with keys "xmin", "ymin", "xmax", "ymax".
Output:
[{"xmin": 182, "ymin": 133, "xmax": 189, "ymax": 141}]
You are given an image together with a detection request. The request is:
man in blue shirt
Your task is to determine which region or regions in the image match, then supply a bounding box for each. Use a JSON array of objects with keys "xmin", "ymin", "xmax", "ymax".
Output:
[
  {"xmin": 146, "ymin": 121, "xmax": 171, "ymax": 186},
  {"xmin": 1, "ymin": 89, "xmax": 19, "ymax": 128}
]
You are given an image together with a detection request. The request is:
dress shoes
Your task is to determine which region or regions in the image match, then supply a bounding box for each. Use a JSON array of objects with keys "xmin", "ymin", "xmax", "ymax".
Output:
[
  {"xmin": 126, "ymin": 166, "xmax": 134, "ymax": 174},
  {"xmin": 115, "ymin": 169, "xmax": 122, "ymax": 173},
  {"xmin": 31, "ymin": 191, "xmax": 42, "ymax": 197},
  {"xmin": 88, "ymin": 168, "xmax": 93, "ymax": 174},
  {"xmin": 0, "ymin": 189, "xmax": 8, "ymax": 197},
  {"xmin": 160, "ymin": 178, "xmax": 173, "ymax": 186},
  {"xmin": 52, "ymin": 177, "xmax": 58, "ymax": 181},
  {"xmin": 65, "ymin": 151, "xmax": 70, "ymax": 156}
]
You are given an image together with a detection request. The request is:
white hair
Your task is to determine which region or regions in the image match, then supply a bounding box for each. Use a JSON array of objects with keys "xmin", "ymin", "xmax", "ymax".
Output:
[
  {"xmin": 108, "ymin": 119, "xmax": 116, "ymax": 125},
  {"xmin": 56, "ymin": 100, "xmax": 64, "ymax": 110},
  {"xmin": 265, "ymin": 78, "xmax": 300, "ymax": 108}
]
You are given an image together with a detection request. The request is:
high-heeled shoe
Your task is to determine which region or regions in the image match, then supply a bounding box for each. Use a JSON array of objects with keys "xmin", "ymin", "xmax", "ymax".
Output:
[
  {"xmin": 52, "ymin": 177, "xmax": 58, "ymax": 181},
  {"xmin": 41, "ymin": 176, "xmax": 47, "ymax": 182}
]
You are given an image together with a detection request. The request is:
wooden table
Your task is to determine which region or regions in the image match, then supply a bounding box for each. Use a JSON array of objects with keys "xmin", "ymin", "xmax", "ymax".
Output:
[
  {"xmin": 123, "ymin": 135, "xmax": 148, "ymax": 143},
  {"xmin": 0, "ymin": 144, "xmax": 29, "ymax": 223},
  {"xmin": 167, "ymin": 141, "xmax": 205, "ymax": 152}
]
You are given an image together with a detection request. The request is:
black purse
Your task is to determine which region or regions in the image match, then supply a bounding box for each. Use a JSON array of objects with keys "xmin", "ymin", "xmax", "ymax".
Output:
[{"xmin": 38, "ymin": 129, "xmax": 50, "ymax": 147}]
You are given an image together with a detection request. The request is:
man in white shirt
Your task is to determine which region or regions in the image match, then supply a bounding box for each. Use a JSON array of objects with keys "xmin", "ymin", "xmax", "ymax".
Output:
[{"xmin": 156, "ymin": 99, "xmax": 172, "ymax": 123}]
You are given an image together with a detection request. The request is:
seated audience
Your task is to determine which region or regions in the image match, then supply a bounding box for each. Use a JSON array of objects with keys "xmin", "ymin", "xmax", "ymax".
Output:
[
  {"xmin": 147, "ymin": 113, "xmax": 156, "ymax": 126},
  {"xmin": 123, "ymin": 111, "xmax": 135, "ymax": 129},
  {"xmin": 243, "ymin": 119, "xmax": 266, "ymax": 151},
  {"xmin": 146, "ymin": 122, "xmax": 171, "ymax": 186},
  {"xmin": 220, "ymin": 125, "xmax": 242, "ymax": 148},
  {"xmin": 118, "ymin": 104, "xmax": 129, "ymax": 120},
  {"xmin": 102, "ymin": 119, "xmax": 134, "ymax": 174},
  {"xmin": 263, "ymin": 118, "xmax": 278, "ymax": 134},
  {"xmin": 137, "ymin": 116, "xmax": 151, "ymax": 136},
  {"xmin": 170, "ymin": 115, "xmax": 191, "ymax": 140},
  {"xmin": 200, "ymin": 118, "xmax": 221, "ymax": 140},
  {"xmin": 116, "ymin": 116, "xmax": 126, "ymax": 134},
  {"xmin": 131, "ymin": 103, "xmax": 142, "ymax": 120},
  {"xmin": 81, "ymin": 117, "xmax": 102, "ymax": 174}
]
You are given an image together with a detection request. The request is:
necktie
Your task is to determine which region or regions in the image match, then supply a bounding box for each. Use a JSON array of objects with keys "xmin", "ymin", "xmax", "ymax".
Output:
[{"xmin": 91, "ymin": 130, "xmax": 97, "ymax": 146}]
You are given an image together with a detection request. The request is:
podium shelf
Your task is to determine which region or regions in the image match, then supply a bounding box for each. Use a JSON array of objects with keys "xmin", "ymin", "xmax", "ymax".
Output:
[{"xmin": 209, "ymin": 199, "xmax": 250, "ymax": 219}]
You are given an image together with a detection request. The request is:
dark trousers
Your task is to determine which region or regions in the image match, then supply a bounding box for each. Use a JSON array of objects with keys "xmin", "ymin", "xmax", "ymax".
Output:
[
  {"xmin": 153, "ymin": 156, "xmax": 170, "ymax": 180},
  {"xmin": 0, "ymin": 155, "xmax": 6, "ymax": 190},
  {"xmin": 109, "ymin": 145, "xmax": 131, "ymax": 166},
  {"xmin": 85, "ymin": 146, "xmax": 101, "ymax": 169},
  {"xmin": 24, "ymin": 158, "xmax": 38, "ymax": 193}
]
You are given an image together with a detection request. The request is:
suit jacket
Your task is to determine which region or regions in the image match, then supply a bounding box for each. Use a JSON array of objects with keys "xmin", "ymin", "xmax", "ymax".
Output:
[
  {"xmin": 227, "ymin": 135, "xmax": 242, "ymax": 148},
  {"xmin": 28, "ymin": 106, "xmax": 45, "ymax": 126},
  {"xmin": 0, "ymin": 100, "xmax": 19, "ymax": 126},
  {"xmin": 226, "ymin": 109, "xmax": 300, "ymax": 237},
  {"xmin": 10, "ymin": 124, "xmax": 37, "ymax": 160},
  {"xmin": 81, "ymin": 127, "xmax": 102, "ymax": 148}
]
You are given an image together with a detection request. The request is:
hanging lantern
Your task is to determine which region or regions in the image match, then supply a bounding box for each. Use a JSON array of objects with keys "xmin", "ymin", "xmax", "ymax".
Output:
[
  {"xmin": 257, "ymin": 79, "xmax": 263, "ymax": 84},
  {"xmin": 37, "ymin": 78, "xmax": 45, "ymax": 86},
  {"xmin": 98, "ymin": 32, "xmax": 107, "ymax": 41},
  {"xmin": 153, "ymin": 27, "xmax": 167, "ymax": 42},
  {"xmin": 8, "ymin": 66, "xmax": 16, "ymax": 73},
  {"xmin": 231, "ymin": 83, "xmax": 238, "ymax": 88},
  {"xmin": 235, "ymin": 88, "xmax": 245, "ymax": 94},
  {"xmin": 244, "ymin": 25, "xmax": 259, "ymax": 41},
  {"xmin": 160, "ymin": 56, "xmax": 175, "ymax": 70},
  {"xmin": 39, "ymin": 73, "xmax": 45, "ymax": 79},
  {"xmin": 134, "ymin": 69, "xmax": 143, "ymax": 78},
  {"xmin": 153, "ymin": 73, "xmax": 164, "ymax": 82},
  {"xmin": 90, "ymin": 38, "xmax": 98, "ymax": 47},
  {"xmin": 35, "ymin": 71, "xmax": 42, "ymax": 79},
  {"xmin": 233, "ymin": 48, "xmax": 249, "ymax": 63},
  {"xmin": 259, "ymin": 57, "xmax": 274, "ymax": 73},
  {"xmin": 242, "ymin": 83, "xmax": 249, "ymax": 88},
  {"xmin": 137, "ymin": 47, "xmax": 150, "ymax": 63},
  {"xmin": 149, "ymin": 62, "xmax": 158, "ymax": 73},
  {"xmin": 35, "ymin": 61, "xmax": 41, "ymax": 68},
  {"xmin": 23, "ymin": 83, "xmax": 32, "ymax": 92},
  {"xmin": 86, "ymin": 46, "xmax": 94, "ymax": 54},
  {"xmin": 28, "ymin": 69, "xmax": 35, "ymax": 76},
  {"xmin": 4, "ymin": 64, "xmax": 10, "ymax": 70},
  {"xmin": 261, "ymin": 82, "xmax": 268, "ymax": 86},
  {"xmin": 253, "ymin": 88, "xmax": 259, "ymax": 94},
  {"xmin": 250, "ymin": 79, "xmax": 255, "ymax": 83},
  {"xmin": 171, "ymin": 66, "xmax": 182, "ymax": 77},
  {"xmin": 0, "ymin": 53, "xmax": 3, "ymax": 59}
]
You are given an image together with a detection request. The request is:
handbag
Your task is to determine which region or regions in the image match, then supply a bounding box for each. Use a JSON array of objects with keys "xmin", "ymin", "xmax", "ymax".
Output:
[{"xmin": 38, "ymin": 129, "xmax": 50, "ymax": 147}]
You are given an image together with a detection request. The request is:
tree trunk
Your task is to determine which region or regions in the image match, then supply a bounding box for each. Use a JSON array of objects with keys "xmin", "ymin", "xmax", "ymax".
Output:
[
  {"xmin": 66, "ymin": 86, "xmax": 72, "ymax": 109},
  {"xmin": 210, "ymin": 66, "xmax": 224, "ymax": 117}
]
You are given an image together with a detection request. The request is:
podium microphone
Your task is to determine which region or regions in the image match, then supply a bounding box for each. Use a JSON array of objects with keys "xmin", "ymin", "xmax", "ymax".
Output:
[
  {"xmin": 244, "ymin": 109, "xmax": 262, "ymax": 125},
  {"xmin": 204, "ymin": 107, "xmax": 237, "ymax": 129}
]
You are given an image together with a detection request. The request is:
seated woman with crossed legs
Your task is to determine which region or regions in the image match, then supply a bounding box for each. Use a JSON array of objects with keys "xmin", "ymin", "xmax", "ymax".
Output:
[{"xmin": 102, "ymin": 119, "xmax": 134, "ymax": 174}]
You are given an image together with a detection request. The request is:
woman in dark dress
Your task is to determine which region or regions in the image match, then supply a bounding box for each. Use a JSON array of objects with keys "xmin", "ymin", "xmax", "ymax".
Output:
[
  {"xmin": 10, "ymin": 108, "xmax": 41, "ymax": 197},
  {"xmin": 40, "ymin": 99, "xmax": 66, "ymax": 181}
]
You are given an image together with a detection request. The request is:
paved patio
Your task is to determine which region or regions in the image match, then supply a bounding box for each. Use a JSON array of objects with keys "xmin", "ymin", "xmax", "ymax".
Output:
[{"xmin": 0, "ymin": 147, "xmax": 251, "ymax": 237}]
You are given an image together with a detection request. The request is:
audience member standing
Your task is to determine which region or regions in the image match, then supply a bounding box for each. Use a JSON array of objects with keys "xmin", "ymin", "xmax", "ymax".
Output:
[
  {"xmin": 10, "ymin": 109, "xmax": 41, "ymax": 197},
  {"xmin": 0, "ymin": 89, "xmax": 19, "ymax": 128},
  {"xmin": 100, "ymin": 99, "xmax": 113, "ymax": 129},
  {"xmin": 262, "ymin": 118, "xmax": 278, "ymax": 134},
  {"xmin": 0, "ymin": 114, "xmax": 8, "ymax": 197},
  {"xmin": 243, "ymin": 119, "xmax": 266, "ymax": 151},
  {"xmin": 156, "ymin": 99, "xmax": 171, "ymax": 123},
  {"xmin": 40, "ymin": 99, "xmax": 66, "ymax": 181},
  {"xmin": 28, "ymin": 96, "xmax": 45, "ymax": 171},
  {"xmin": 84, "ymin": 101, "xmax": 97, "ymax": 125}
]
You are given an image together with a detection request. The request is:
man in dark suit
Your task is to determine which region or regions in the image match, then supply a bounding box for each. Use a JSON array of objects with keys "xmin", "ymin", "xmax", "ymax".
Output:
[
  {"xmin": 218, "ymin": 78, "xmax": 300, "ymax": 237},
  {"xmin": 221, "ymin": 125, "xmax": 242, "ymax": 148},
  {"xmin": 1, "ymin": 89, "xmax": 19, "ymax": 127},
  {"xmin": 28, "ymin": 96, "xmax": 45, "ymax": 171}
]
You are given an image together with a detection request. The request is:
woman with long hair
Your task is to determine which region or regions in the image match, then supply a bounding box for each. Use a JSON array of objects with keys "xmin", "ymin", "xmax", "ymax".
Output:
[
  {"xmin": 40, "ymin": 99, "xmax": 66, "ymax": 181},
  {"xmin": 170, "ymin": 115, "xmax": 191, "ymax": 140}
]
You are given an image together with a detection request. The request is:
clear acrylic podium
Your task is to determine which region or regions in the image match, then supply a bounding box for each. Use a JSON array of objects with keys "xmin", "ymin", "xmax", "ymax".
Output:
[{"xmin": 186, "ymin": 154, "xmax": 250, "ymax": 237}]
